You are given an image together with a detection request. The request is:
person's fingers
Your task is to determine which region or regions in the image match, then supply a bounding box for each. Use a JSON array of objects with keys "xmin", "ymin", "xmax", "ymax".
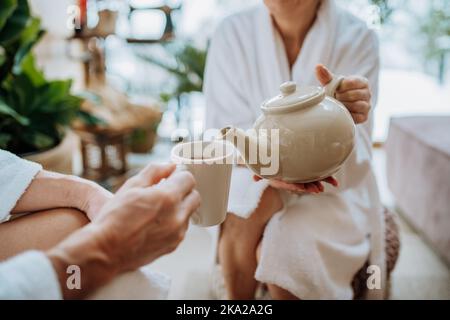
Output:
[
  {"xmin": 342, "ymin": 101, "xmax": 371, "ymax": 114},
  {"xmin": 305, "ymin": 183, "xmax": 319, "ymax": 193},
  {"xmin": 156, "ymin": 171, "xmax": 196, "ymax": 200},
  {"xmin": 141, "ymin": 163, "xmax": 176, "ymax": 186},
  {"xmin": 121, "ymin": 163, "xmax": 176, "ymax": 190},
  {"xmin": 337, "ymin": 76, "xmax": 369, "ymax": 92},
  {"xmin": 315, "ymin": 64, "xmax": 334, "ymax": 86},
  {"xmin": 269, "ymin": 180, "xmax": 307, "ymax": 192},
  {"xmin": 335, "ymin": 89, "xmax": 371, "ymax": 103},
  {"xmin": 324, "ymin": 176, "xmax": 339, "ymax": 187},
  {"xmin": 351, "ymin": 112, "xmax": 368, "ymax": 124},
  {"xmin": 314, "ymin": 181, "xmax": 324, "ymax": 192},
  {"xmin": 255, "ymin": 175, "xmax": 307, "ymax": 192},
  {"xmin": 177, "ymin": 190, "xmax": 201, "ymax": 221},
  {"xmin": 255, "ymin": 175, "xmax": 335, "ymax": 194}
]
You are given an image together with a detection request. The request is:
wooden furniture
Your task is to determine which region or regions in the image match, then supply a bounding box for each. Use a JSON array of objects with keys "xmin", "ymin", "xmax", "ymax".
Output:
[{"xmin": 77, "ymin": 129, "xmax": 129, "ymax": 181}]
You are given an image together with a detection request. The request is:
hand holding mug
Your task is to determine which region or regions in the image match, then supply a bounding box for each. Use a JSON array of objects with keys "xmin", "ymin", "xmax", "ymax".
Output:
[{"xmin": 46, "ymin": 163, "xmax": 200, "ymax": 299}]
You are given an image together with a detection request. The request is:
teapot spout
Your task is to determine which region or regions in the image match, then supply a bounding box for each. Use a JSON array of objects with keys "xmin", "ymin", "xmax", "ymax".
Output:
[
  {"xmin": 218, "ymin": 126, "xmax": 266, "ymax": 175},
  {"xmin": 218, "ymin": 126, "xmax": 246, "ymax": 144}
]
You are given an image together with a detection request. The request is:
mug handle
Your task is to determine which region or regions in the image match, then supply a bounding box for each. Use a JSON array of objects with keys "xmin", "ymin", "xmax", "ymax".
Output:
[{"xmin": 324, "ymin": 75, "xmax": 345, "ymax": 99}]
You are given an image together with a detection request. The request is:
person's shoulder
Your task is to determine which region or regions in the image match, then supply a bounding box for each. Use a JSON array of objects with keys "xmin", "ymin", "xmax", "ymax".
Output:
[
  {"xmin": 213, "ymin": 5, "xmax": 261, "ymax": 39},
  {"xmin": 336, "ymin": 4, "xmax": 379, "ymax": 46}
]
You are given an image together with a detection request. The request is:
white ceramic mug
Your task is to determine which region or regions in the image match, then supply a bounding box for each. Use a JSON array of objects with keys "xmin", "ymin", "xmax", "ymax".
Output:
[{"xmin": 171, "ymin": 140, "xmax": 234, "ymax": 227}]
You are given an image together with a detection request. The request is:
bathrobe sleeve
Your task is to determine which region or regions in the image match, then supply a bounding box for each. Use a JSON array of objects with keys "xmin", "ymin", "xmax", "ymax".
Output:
[
  {"xmin": 326, "ymin": 25, "xmax": 380, "ymax": 193},
  {"xmin": 0, "ymin": 149, "xmax": 42, "ymax": 222},
  {"xmin": 204, "ymin": 21, "xmax": 255, "ymax": 130},
  {"xmin": 204, "ymin": 20, "xmax": 275, "ymax": 218},
  {"xmin": 0, "ymin": 251, "xmax": 62, "ymax": 299}
]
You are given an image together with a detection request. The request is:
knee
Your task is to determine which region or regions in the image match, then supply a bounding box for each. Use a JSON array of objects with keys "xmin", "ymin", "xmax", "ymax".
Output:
[
  {"xmin": 221, "ymin": 212, "xmax": 264, "ymax": 249},
  {"xmin": 267, "ymin": 284, "xmax": 299, "ymax": 300}
]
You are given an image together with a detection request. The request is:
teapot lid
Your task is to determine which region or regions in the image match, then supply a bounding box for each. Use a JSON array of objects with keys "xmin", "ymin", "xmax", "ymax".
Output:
[{"xmin": 261, "ymin": 81, "xmax": 325, "ymax": 114}]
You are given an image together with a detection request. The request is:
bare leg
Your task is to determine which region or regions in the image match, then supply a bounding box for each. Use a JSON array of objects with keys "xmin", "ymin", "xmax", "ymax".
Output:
[
  {"xmin": 255, "ymin": 241, "xmax": 299, "ymax": 300},
  {"xmin": 219, "ymin": 187, "xmax": 283, "ymax": 299},
  {"xmin": 266, "ymin": 284, "xmax": 299, "ymax": 300},
  {"xmin": 0, "ymin": 208, "xmax": 89, "ymax": 261}
]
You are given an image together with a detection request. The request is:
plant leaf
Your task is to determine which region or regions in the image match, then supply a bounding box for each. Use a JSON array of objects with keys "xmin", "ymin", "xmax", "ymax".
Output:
[
  {"xmin": 0, "ymin": 0, "xmax": 17, "ymax": 31},
  {"xmin": 13, "ymin": 17, "xmax": 44, "ymax": 73},
  {"xmin": 0, "ymin": 96, "xmax": 29, "ymax": 125},
  {"xmin": 0, "ymin": 0, "xmax": 30, "ymax": 45},
  {"xmin": 20, "ymin": 52, "xmax": 45, "ymax": 85},
  {"xmin": 0, "ymin": 133, "xmax": 12, "ymax": 148},
  {"xmin": 77, "ymin": 110, "xmax": 106, "ymax": 126},
  {"xmin": 0, "ymin": 47, "xmax": 5, "ymax": 66},
  {"xmin": 28, "ymin": 131, "xmax": 54, "ymax": 149}
]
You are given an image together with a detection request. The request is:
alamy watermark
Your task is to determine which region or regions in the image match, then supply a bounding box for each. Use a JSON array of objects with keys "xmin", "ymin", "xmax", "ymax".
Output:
[
  {"xmin": 366, "ymin": 264, "xmax": 382, "ymax": 290},
  {"xmin": 66, "ymin": 5, "xmax": 82, "ymax": 30},
  {"xmin": 171, "ymin": 127, "xmax": 280, "ymax": 176},
  {"xmin": 66, "ymin": 265, "xmax": 81, "ymax": 290}
]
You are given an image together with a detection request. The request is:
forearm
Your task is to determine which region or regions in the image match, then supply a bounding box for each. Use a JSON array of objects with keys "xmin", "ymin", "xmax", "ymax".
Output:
[
  {"xmin": 46, "ymin": 224, "xmax": 118, "ymax": 299},
  {"xmin": 12, "ymin": 170, "xmax": 109, "ymax": 220}
]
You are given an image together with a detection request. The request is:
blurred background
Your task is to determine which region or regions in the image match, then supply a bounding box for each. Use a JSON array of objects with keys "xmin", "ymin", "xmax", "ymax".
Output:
[
  {"xmin": 29, "ymin": 0, "xmax": 450, "ymax": 144},
  {"xmin": 1, "ymin": 0, "xmax": 449, "ymax": 299}
]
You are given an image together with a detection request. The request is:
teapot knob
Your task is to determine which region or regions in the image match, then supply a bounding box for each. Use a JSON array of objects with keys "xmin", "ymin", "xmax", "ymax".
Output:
[{"xmin": 280, "ymin": 81, "xmax": 297, "ymax": 95}]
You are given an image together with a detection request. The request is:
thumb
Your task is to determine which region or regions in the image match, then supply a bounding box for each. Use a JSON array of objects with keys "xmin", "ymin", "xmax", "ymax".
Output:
[{"xmin": 315, "ymin": 64, "xmax": 334, "ymax": 86}]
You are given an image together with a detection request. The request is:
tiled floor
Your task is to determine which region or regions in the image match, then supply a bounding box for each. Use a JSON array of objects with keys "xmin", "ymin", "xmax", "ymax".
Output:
[{"xmin": 140, "ymin": 145, "xmax": 450, "ymax": 300}]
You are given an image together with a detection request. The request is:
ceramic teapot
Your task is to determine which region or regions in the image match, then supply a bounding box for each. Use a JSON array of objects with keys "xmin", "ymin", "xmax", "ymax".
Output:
[{"xmin": 219, "ymin": 78, "xmax": 355, "ymax": 183}]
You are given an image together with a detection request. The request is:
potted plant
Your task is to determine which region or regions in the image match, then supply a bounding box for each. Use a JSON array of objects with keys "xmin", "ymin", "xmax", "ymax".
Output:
[
  {"xmin": 418, "ymin": 1, "xmax": 450, "ymax": 84},
  {"xmin": 0, "ymin": 0, "xmax": 91, "ymax": 173}
]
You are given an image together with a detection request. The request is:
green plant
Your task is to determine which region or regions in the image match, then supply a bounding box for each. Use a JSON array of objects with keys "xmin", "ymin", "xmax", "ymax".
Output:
[
  {"xmin": 369, "ymin": 0, "xmax": 394, "ymax": 24},
  {"xmin": 419, "ymin": 0, "xmax": 450, "ymax": 83},
  {"xmin": 0, "ymin": 0, "xmax": 95, "ymax": 154},
  {"xmin": 138, "ymin": 41, "xmax": 207, "ymax": 103}
]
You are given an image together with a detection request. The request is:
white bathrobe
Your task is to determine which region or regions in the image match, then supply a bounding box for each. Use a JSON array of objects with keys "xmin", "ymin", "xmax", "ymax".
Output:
[{"xmin": 204, "ymin": 0, "xmax": 385, "ymax": 299}]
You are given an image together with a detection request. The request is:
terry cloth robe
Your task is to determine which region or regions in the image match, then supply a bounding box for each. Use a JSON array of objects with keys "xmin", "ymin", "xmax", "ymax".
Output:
[{"xmin": 204, "ymin": 0, "xmax": 385, "ymax": 299}]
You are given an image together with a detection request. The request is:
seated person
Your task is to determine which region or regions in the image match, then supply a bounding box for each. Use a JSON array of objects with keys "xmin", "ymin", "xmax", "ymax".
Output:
[
  {"xmin": 0, "ymin": 149, "xmax": 200, "ymax": 299},
  {"xmin": 205, "ymin": 0, "xmax": 386, "ymax": 299}
]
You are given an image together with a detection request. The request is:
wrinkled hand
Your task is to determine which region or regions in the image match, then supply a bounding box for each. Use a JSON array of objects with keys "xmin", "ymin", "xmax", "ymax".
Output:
[
  {"xmin": 47, "ymin": 163, "xmax": 200, "ymax": 299},
  {"xmin": 253, "ymin": 175, "xmax": 338, "ymax": 194},
  {"xmin": 316, "ymin": 64, "xmax": 371, "ymax": 124}
]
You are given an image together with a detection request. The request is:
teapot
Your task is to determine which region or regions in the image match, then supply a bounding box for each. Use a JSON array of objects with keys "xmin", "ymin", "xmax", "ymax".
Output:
[{"xmin": 219, "ymin": 78, "xmax": 355, "ymax": 183}]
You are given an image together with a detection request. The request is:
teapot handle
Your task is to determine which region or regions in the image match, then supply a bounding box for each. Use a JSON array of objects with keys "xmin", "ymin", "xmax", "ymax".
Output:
[{"xmin": 324, "ymin": 75, "xmax": 345, "ymax": 99}]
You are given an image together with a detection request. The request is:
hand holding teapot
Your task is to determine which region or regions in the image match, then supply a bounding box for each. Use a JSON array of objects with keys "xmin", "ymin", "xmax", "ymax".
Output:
[{"xmin": 219, "ymin": 65, "xmax": 371, "ymax": 189}]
